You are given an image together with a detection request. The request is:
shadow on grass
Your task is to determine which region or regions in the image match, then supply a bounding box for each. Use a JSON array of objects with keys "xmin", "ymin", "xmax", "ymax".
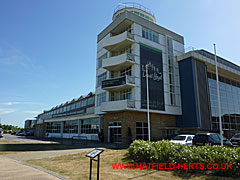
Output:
[
  {"xmin": 0, "ymin": 141, "xmax": 129, "ymax": 152},
  {"xmin": 0, "ymin": 143, "xmax": 90, "ymax": 151},
  {"xmin": 121, "ymin": 152, "xmax": 135, "ymax": 163}
]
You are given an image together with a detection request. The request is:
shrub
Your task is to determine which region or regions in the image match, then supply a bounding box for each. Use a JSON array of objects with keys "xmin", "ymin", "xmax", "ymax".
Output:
[{"xmin": 128, "ymin": 140, "xmax": 240, "ymax": 177}]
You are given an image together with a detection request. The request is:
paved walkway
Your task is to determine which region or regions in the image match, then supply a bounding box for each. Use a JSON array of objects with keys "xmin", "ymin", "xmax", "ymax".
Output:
[
  {"xmin": 0, "ymin": 136, "xmax": 124, "ymax": 179},
  {"xmin": 0, "ymin": 157, "xmax": 67, "ymax": 180},
  {"xmin": 0, "ymin": 148, "xmax": 96, "ymax": 180}
]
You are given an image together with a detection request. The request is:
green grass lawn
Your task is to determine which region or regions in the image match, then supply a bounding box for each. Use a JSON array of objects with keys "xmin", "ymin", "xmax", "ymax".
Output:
[{"xmin": 26, "ymin": 149, "xmax": 238, "ymax": 180}]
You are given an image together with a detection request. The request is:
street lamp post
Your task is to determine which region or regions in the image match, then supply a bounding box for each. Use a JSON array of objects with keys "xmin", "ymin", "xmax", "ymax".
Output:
[
  {"xmin": 214, "ymin": 43, "xmax": 223, "ymax": 146},
  {"xmin": 146, "ymin": 64, "xmax": 151, "ymax": 141}
]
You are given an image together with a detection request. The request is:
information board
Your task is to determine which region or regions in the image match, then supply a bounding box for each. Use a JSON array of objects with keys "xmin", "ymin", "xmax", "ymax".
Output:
[{"xmin": 86, "ymin": 149, "xmax": 104, "ymax": 158}]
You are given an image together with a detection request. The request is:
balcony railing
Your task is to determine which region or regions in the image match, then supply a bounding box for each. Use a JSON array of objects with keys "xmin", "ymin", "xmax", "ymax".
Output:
[
  {"xmin": 103, "ymin": 31, "xmax": 134, "ymax": 51},
  {"xmin": 102, "ymin": 52, "xmax": 135, "ymax": 70},
  {"xmin": 102, "ymin": 75, "xmax": 135, "ymax": 90},
  {"xmin": 100, "ymin": 99, "xmax": 135, "ymax": 112},
  {"xmin": 126, "ymin": 32, "xmax": 134, "ymax": 40}
]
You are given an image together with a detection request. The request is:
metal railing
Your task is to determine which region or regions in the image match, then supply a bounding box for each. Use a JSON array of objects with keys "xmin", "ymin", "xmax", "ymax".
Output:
[
  {"xmin": 127, "ymin": 32, "xmax": 134, "ymax": 40},
  {"xmin": 102, "ymin": 75, "xmax": 135, "ymax": 89},
  {"xmin": 127, "ymin": 100, "xmax": 135, "ymax": 108},
  {"xmin": 114, "ymin": 2, "xmax": 155, "ymax": 18},
  {"xmin": 126, "ymin": 52, "xmax": 135, "ymax": 61},
  {"xmin": 126, "ymin": 75, "xmax": 135, "ymax": 84},
  {"xmin": 184, "ymin": 46, "xmax": 197, "ymax": 53},
  {"xmin": 111, "ymin": 51, "xmax": 134, "ymax": 60}
]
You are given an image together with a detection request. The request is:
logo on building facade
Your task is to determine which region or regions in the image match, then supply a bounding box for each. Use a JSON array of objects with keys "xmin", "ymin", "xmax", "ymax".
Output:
[
  {"xmin": 141, "ymin": 61, "xmax": 163, "ymax": 82},
  {"xmin": 140, "ymin": 44, "xmax": 165, "ymax": 110}
]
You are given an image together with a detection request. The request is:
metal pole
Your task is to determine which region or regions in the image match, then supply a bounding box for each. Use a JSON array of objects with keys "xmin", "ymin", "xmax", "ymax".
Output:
[
  {"xmin": 214, "ymin": 43, "xmax": 223, "ymax": 146},
  {"xmin": 97, "ymin": 155, "xmax": 100, "ymax": 180},
  {"xmin": 146, "ymin": 64, "xmax": 151, "ymax": 141},
  {"xmin": 89, "ymin": 159, "xmax": 92, "ymax": 180}
]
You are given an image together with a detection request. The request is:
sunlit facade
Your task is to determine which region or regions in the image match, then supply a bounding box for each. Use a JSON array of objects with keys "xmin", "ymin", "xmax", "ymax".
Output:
[{"xmin": 35, "ymin": 3, "xmax": 240, "ymax": 143}]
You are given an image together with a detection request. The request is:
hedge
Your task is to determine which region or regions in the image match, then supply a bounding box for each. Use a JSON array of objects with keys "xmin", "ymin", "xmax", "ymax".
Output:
[{"xmin": 128, "ymin": 140, "xmax": 240, "ymax": 176}]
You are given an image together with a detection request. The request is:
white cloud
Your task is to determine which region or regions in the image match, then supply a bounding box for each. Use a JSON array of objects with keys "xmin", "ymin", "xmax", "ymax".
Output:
[
  {"xmin": 0, "ymin": 102, "xmax": 20, "ymax": 105},
  {"xmin": 0, "ymin": 41, "xmax": 31, "ymax": 67},
  {"xmin": 0, "ymin": 102, "xmax": 40, "ymax": 106},
  {"xmin": 0, "ymin": 109, "xmax": 15, "ymax": 115},
  {"xmin": 0, "ymin": 40, "xmax": 42, "ymax": 74},
  {"xmin": 24, "ymin": 110, "xmax": 41, "ymax": 114}
]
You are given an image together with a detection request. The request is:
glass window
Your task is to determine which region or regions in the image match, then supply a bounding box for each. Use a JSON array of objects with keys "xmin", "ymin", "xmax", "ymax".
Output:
[
  {"xmin": 208, "ymin": 75, "xmax": 240, "ymax": 133},
  {"xmin": 63, "ymin": 120, "xmax": 78, "ymax": 134},
  {"xmin": 81, "ymin": 118, "xmax": 100, "ymax": 134},
  {"xmin": 66, "ymin": 105, "xmax": 71, "ymax": 111},
  {"xmin": 97, "ymin": 53, "xmax": 108, "ymax": 69},
  {"xmin": 76, "ymin": 102, "xmax": 81, "ymax": 109},
  {"xmin": 81, "ymin": 99, "xmax": 87, "ymax": 107},
  {"xmin": 97, "ymin": 92, "xmax": 106, "ymax": 106},
  {"xmin": 63, "ymin": 106, "xmax": 67, "ymax": 112},
  {"xmin": 210, "ymin": 134, "xmax": 220, "ymax": 141},
  {"xmin": 167, "ymin": 37, "xmax": 175, "ymax": 105},
  {"xmin": 142, "ymin": 27, "xmax": 159, "ymax": 43},
  {"xmin": 109, "ymin": 121, "xmax": 122, "ymax": 126},
  {"xmin": 120, "ymin": 66, "xmax": 132, "ymax": 76},
  {"xmin": 87, "ymin": 97, "xmax": 94, "ymax": 105},
  {"xmin": 70, "ymin": 103, "xmax": 75, "ymax": 110},
  {"xmin": 46, "ymin": 122, "xmax": 61, "ymax": 133},
  {"xmin": 136, "ymin": 122, "xmax": 148, "ymax": 140},
  {"xmin": 97, "ymin": 72, "xmax": 107, "ymax": 87},
  {"xmin": 187, "ymin": 136, "xmax": 193, "ymax": 141},
  {"xmin": 172, "ymin": 135, "xmax": 186, "ymax": 141},
  {"xmin": 120, "ymin": 89, "xmax": 132, "ymax": 100}
]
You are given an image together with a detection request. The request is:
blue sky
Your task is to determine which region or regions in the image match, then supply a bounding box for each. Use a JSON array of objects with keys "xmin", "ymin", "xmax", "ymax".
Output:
[{"xmin": 0, "ymin": 0, "xmax": 239, "ymax": 127}]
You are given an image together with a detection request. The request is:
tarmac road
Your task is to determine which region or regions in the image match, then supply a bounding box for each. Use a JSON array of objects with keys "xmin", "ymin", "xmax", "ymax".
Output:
[{"xmin": 0, "ymin": 133, "xmax": 54, "ymax": 143}]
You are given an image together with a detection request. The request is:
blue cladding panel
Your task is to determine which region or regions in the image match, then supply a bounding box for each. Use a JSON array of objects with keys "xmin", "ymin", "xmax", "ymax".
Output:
[{"xmin": 177, "ymin": 58, "xmax": 199, "ymax": 128}]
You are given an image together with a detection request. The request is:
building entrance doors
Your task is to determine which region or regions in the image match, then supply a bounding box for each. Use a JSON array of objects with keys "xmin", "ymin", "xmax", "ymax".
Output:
[{"xmin": 108, "ymin": 121, "xmax": 122, "ymax": 143}]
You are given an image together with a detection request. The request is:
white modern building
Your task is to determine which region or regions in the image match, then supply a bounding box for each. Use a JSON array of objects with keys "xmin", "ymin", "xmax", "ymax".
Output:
[
  {"xmin": 35, "ymin": 3, "xmax": 240, "ymax": 143},
  {"xmin": 95, "ymin": 3, "xmax": 185, "ymax": 143}
]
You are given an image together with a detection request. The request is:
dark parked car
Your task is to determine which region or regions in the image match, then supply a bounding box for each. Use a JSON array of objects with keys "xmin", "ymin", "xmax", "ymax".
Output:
[
  {"xmin": 16, "ymin": 131, "xmax": 23, "ymax": 136},
  {"xmin": 192, "ymin": 133, "xmax": 232, "ymax": 146},
  {"xmin": 230, "ymin": 133, "xmax": 240, "ymax": 147},
  {"xmin": 25, "ymin": 131, "xmax": 34, "ymax": 136},
  {"xmin": 11, "ymin": 131, "xmax": 16, "ymax": 135}
]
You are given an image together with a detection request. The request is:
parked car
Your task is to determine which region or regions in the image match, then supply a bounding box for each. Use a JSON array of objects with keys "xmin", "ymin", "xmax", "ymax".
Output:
[
  {"xmin": 230, "ymin": 133, "xmax": 240, "ymax": 147},
  {"xmin": 11, "ymin": 131, "xmax": 16, "ymax": 135},
  {"xmin": 170, "ymin": 134, "xmax": 195, "ymax": 145},
  {"xmin": 163, "ymin": 134, "xmax": 178, "ymax": 140},
  {"xmin": 16, "ymin": 131, "xmax": 23, "ymax": 136},
  {"xmin": 192, "ymin": 133, "xmax": 232, "ymax": 146},
  {"xmin": 0, "ymin": 131, "xmax": 3, "ymax": 138},
  {"xmin": 26, "ymin": 131, "xmax": 34, "ymax": 136}
]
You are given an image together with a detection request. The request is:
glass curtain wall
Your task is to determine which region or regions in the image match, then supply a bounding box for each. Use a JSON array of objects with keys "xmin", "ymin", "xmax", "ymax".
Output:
[{"xmin": 208, "ymin": 72, "xmax": 240, "ymax": 137}]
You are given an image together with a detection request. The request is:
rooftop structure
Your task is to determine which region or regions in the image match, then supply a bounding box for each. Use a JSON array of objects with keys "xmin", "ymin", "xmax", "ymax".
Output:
[{"xmin": 113, "ymin": 2, "xmax": 156, "ymax": 23}]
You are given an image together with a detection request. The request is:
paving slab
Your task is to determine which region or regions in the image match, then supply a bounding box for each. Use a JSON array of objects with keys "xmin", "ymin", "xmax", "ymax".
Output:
[{"xmin": 0, "ymin": 157, "xmax": 68, "ymax": 180}]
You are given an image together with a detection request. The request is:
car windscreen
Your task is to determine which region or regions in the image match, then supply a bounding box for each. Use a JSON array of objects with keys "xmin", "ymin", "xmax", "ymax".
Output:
[
  {"xmin": 194, "ymin": 135, "xmax": 208, "ymax": 142},
  {"xmin": 232, "ymin": 134, "xmax": 240, "ymax": 138},
  {"xmin": 221, "ymin": 135, "xmax": 227, "ymax": 141},
  {"xmin": 172, "ymin": 135, "xmax": 186, "ymax": 140}
]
